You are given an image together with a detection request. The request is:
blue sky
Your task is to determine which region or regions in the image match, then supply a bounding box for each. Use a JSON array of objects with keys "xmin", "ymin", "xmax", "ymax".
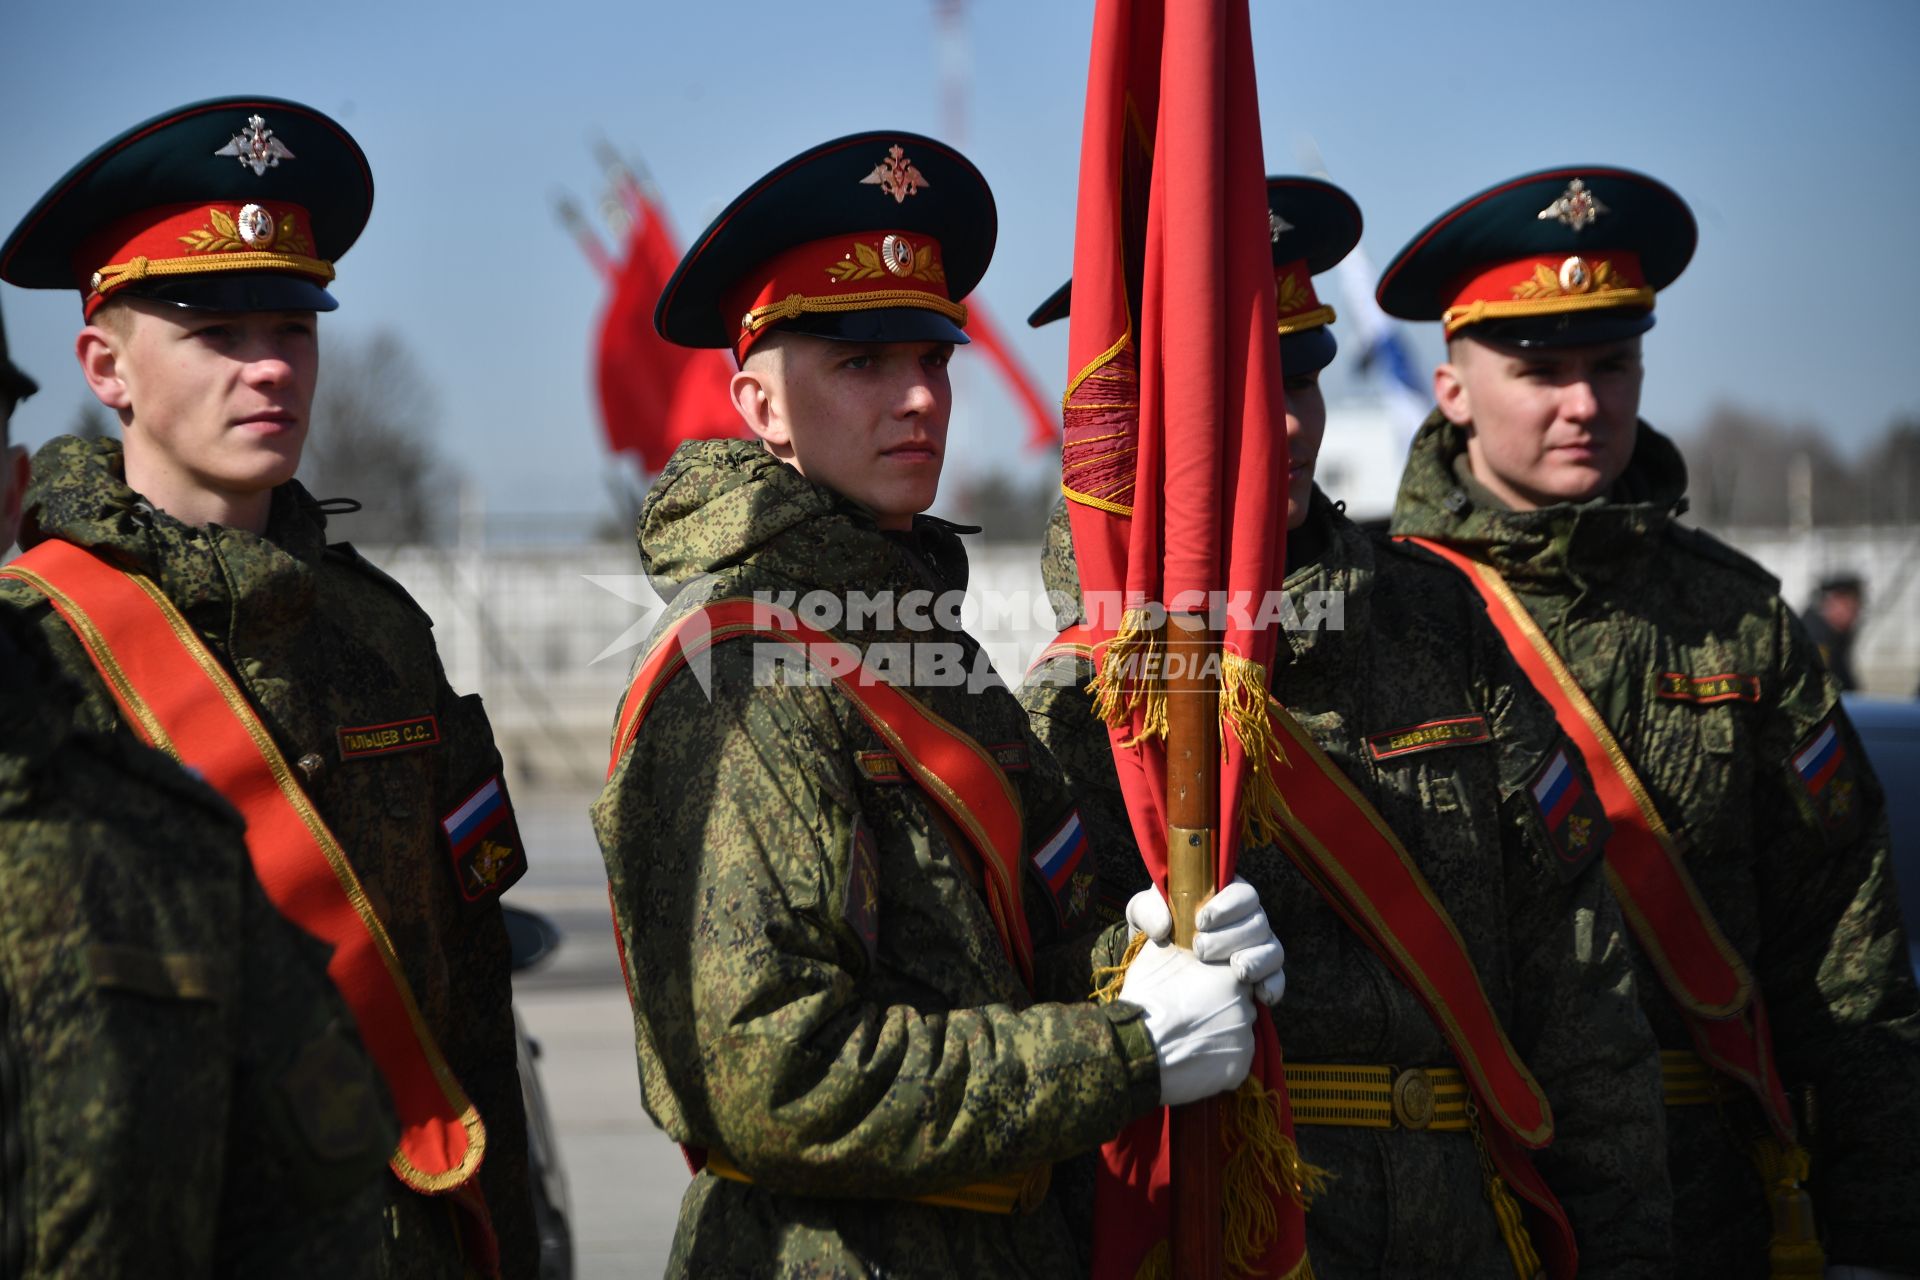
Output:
[{"xmin": 4, "ymin": 0, "xmax": 1915, "ymax": 522}]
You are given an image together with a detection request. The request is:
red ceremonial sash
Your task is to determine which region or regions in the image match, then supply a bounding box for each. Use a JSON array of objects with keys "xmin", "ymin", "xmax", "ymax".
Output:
[
  {"xmin": 1, "ymin": 542, "xmax": 498, "ymax": 1259},
  {"xmin": 1400, "ymin": 537, "xmax": 1795, "ymax": 1141},
  {"xmin": 607, "ymin": 597, "xmax": 1036, "ymax": 987},
  {"xmin": 1040, "ymin": 624, "xmax": 1577, "ymax": 1277}
]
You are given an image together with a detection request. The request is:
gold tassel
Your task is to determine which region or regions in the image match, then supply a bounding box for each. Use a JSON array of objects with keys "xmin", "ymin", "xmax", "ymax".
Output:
[
  {"xmin": 1218, "ymin": 652, "xmax": 1290, "ymax": 848},
  {"xmin": 1132, "ymin": 1239, "xmax": 1171, "ymax": 1280},
  {"xmin": 1086, "ymin": 608, "xmax": 1169, "ymax": 746},
  {"xmin": 1752, "ymin": 1138, "xmax": 1824, "ymax": 1278},
  {"xmin": 1092, "ymin": 929, "xmax": 1150, "ymax": 1004},
  {"xmin": 1467, "ymin": 1101, "xmax": 1544, "ymax": 1280},
  {"xmin": 1221, "ymin": 1073, "xmax": 1332, "ymax": 1277}
]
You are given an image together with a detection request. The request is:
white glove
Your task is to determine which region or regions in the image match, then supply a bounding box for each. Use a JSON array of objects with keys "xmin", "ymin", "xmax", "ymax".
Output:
[
  {"xmin": 1118, "ymin": 935, "xmax": 1256, "ymax": 1106},
  {"xmin": 1126, "ymin": 876, "xmax": 1286, "ymax": 1006},
  {"xmin": 1826, "ymin": 1267, "xmax": 1917, "ymax": 1279}
]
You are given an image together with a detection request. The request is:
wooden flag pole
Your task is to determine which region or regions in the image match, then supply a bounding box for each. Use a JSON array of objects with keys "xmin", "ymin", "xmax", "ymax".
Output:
[{"xmin": 1166, "ymin": 608, "xmax": 1223, "ymax": 1279}]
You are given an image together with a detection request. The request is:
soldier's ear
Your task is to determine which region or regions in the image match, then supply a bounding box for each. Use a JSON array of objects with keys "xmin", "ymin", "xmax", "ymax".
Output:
[
  {"xmin": 731, "ymin": 365, "xmax": 792, "ymax": 453},
  {"xmin": 1434, "ymin": 358, "xmax": 1471, "ymax": 427},
  {"xmin": 77, "ymin": 324, "xmax": 134, "ymax": 414}
]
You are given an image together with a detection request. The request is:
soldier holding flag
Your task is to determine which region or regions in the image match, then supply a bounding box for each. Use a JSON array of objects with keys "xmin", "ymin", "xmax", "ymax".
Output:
[
  {"xmin": 1022, "ymin": 173, "xmax": 1669, "ymax": 1277},
  {"xmin": 591, "ymin": 129, "xmax": 1285, "ymax": 1278}
]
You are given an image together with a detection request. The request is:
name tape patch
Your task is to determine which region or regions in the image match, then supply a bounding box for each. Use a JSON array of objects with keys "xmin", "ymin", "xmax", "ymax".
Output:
[
  {"xmin": 1655, "ymin": 672, "xmax": 1760, "ymax": 705},
  {"xmin": 337, "ymin": 714, "xmax": 441, "ymax": 762},
  {"xmin": 858, "ymin": 742, "xmax": 1028, "ymax": 786},
  {"xmin": 1365, "ymin": 715, "xmax": 1491, "ymax": 762}
]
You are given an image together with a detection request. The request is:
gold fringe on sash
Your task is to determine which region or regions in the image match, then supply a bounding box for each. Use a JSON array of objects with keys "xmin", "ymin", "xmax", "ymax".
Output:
[{"xmin": 1752, "ymin": 1138, "xmax": 1824, "ymax": 1278}]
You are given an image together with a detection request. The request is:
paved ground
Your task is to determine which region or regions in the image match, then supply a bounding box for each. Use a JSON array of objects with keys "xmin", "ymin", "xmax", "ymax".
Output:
[{"xmin": 507, "ymin": 786, "xmax": 683, "ymax": 1279}]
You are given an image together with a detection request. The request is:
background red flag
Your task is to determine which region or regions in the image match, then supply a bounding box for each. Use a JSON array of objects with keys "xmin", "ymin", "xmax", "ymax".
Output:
[
  {"xmin": 594, "ymin": 192, "xmax": 742, "ymax": 471},
  {"xmin": 961, "ymin": 298, "xmax": 1060, "ymax": 451},
  {"xmin": 1063, "ymin": 0, "xmax": 1306, "ymax": 1274}
]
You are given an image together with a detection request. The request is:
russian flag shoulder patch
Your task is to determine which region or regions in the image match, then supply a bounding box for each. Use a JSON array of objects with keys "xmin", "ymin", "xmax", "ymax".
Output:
[
  {"xmin": 1791, "ymin": 713, "xmax": 1864, "ymax": 842},
  {"xmin": 1030, "ymin": 811, "xmax": 1094, "ymax": 931},
  {"xmin": 440, "ymin": 773, "xmax": 528, "ymax": 904},
  {"xmin": 1528, "ymin": 744, "xmax": 1610, "ymax": 876}
]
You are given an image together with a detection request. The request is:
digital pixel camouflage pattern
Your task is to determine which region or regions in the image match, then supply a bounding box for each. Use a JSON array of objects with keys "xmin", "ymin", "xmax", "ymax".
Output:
[
  {"xmin": 593, "ymin": 439, "xmax": 1159, "ymax": 1279},
  {"xmin": 1022, "ymin": 492, "xmax": 1671, "ymax": 1277},
  {"xmin": 1392, "ymin": 414, "xmax": 1920, "ymax": 1274},
  {"xmin": 0, "ymin": 609, "xmax": 395, "ymax": 1277},
  {"xmin": 0, "ymin": 435, "xmax": 537, "ymax": 1279}
]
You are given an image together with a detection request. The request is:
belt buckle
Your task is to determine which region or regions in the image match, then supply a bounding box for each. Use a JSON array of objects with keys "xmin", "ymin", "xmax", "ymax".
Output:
[{"xmin": 1392, "ymin": 1066, "xmax": 1435, "ymax": 1131}]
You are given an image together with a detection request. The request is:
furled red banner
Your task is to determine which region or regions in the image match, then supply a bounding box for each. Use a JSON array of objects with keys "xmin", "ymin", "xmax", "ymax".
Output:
[
  {"xmin": 594, "ymin": 191, "xmax": 743, "ymax": 471},
  {"xmin": 1062, "ymin": 0, "xmax": 1298, "ymax": 1274}
]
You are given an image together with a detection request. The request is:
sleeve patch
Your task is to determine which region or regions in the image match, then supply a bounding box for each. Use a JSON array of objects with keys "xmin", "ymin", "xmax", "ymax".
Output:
[
  {"xmin": 336, "ymin": 713, "xmax": 441, "ymax": 761},
  {"xmin": 1655, "ymin": 672, "xmax": 1760, "ymax": 705},
  {"xmin": 1030, "ymin": 811, "xmax": 1094, "ymax": 929},
  {"xmin": 1790, "ymin": 714, "xmax": 1864, "ymax": 841},
  {"xmin": 1528, "ymin": 745, "xmax": 1611, "ymax": 875},
  {"xmin": 844, "ymin": 819, "xmax": 880, "ymax": 963},
  {"xmin": 440, "ymin": 773, "xmax": 528, "ymax": 903},
  {"xmin": 1364, "ymin": 714, "xmax": 1491, "ymax": 762}
]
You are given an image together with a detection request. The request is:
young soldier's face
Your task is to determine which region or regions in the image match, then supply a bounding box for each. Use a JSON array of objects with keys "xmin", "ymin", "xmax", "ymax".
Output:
[
  {"xmin": 1435, "ymin": 334, "xmax": 1643, "ymax": 510},
  {"xmin": 1283, "ymin": 369, "xmax": 1327, "ymax": 530},
  {"xmin": 735, "ymin": 334, "xmax": 953, "ymax": 530},
  {"xmin": 79, "ymin": 299, "xmax": 317, "ymax": 501}
]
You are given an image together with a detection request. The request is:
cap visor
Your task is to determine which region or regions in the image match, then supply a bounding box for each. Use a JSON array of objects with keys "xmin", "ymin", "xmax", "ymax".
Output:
[
  {"xmin": 117, "ymin": 273, "xmax": 339, "ymax": 314},
  {"xmin": 1460, "ymin": 308, "xmax": 1654, "ymax": 349},
  {"xmin": 778, "ymin": 307, "xmax": 969, "ymax": 346},
  {"xmin": 1280, "ymin": 326, "xmax": 1337, "ymax": 376},
  {"xmin": 0, "ymin": 362, "xmax": 38, "ymax": 401}
]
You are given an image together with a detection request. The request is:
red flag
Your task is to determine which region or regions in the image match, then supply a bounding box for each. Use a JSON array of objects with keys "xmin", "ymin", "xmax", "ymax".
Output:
[
  {"xmin": 960, "ymin": 298, "xmax": 1059, "ymax": 450},
  {"xmin": 1065, "ymin": 0, "xmax": 1306, "ymax": 1275},
  {"xmin": 594, "ymin": 193, "xmax": 743, "ymax": 471}
]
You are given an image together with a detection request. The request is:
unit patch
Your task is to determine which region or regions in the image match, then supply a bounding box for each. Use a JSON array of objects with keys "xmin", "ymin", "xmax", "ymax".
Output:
[
  {"xmin": 1529, "ymin": 746, "xmax": 1610, "ymax": 873},
  {"xmin": 337, "ymin": 714, "xmax": 441, "ymax": 761},
  {"xmin": 1365, "ymin": 715, "xmax": 1491, "ymax": 762},
  {"xmin": 440, "ymin": 774, "xmax": 527, "ymax": 903},
  {"xmin": 844, "ymin": 819, "xmax": 880, "ymax": 963},
  {"xmin": 1791, "ymin": 715, "xmax": 1863, "ymax": 841},
  {"xmin": 1655, "ymin": 672, "xmax": 1760, "ymax": 705},
  {"xmin": 1031, "ymin": 811, "xmax": 1093, "ymax": 928}
]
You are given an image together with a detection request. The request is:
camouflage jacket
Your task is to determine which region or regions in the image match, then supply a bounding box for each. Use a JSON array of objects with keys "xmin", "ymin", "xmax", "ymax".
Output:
[
  {"xmin": 1393, "ymin": 414, "xmax": 1920, "ymax": 1272},
  {"xmin": 0, "ymin": 610, "xmax": 395, "ymax": 1277},
  {"xmin": 1021, "ymin": 492, "xmax": 1671, "ymax": 1278},
  {"xmin": 0, "ymin": 436, "xmax": 536, "ymax": 1279},
  {"xmin": 592, "ymin": 440, "xmax": 1159, "ymax": 1280}
]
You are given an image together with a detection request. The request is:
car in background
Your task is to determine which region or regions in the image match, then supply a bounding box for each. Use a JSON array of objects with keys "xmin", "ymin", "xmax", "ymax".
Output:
[
  {"xmin": 505, "ymin": 904, "xmax": 574, "ymax": 1280},
  {"xmin": 1844, "ymin": 695, "xmax": 1920, "ymax": 981}
]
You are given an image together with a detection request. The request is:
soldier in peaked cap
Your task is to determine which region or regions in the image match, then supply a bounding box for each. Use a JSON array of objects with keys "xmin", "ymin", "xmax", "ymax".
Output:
[
  {"xmin": 1020, "ymin": 176, "xmax": 1668, "ymax": 1277},
  {"xmin": 2, "ymin": 298, "xmax": 38, "ymax": 549},
  {"xmin": 0, "ymin": 97, "xmax": 538, "ymax": 1278},
  {"xmin": 593, "ymin": 130, "xmax": 1286, "ymax": 1278},
  {"xmin": 1384, "ymin": 166, "xmax": 1920, "ymax": 1277}
]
